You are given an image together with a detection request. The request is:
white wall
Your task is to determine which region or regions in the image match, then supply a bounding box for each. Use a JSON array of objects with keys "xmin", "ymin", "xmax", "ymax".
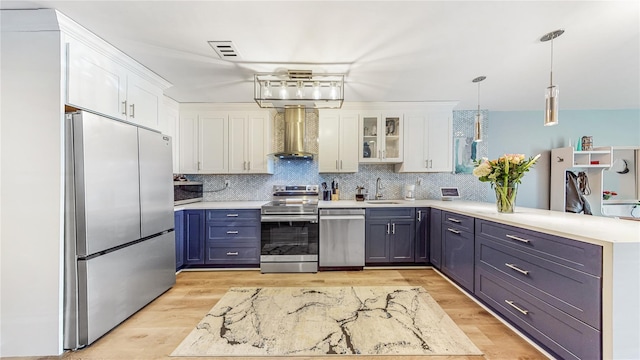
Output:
[
  {"xmin": 488, "ymin": 110, "xmax": 640, "ymax": 209},
  {"xmin": 0, "ymin": 29, "xmax": 65, "ymax": 356}
]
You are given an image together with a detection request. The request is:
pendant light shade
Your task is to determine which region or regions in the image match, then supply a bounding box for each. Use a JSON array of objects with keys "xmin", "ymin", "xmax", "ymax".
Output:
[
  {"xmin": 472, "ymin": 76, "xmax": 486, "ymax": 142},
  {"xmin": 541, "ymin": 29, "xmax": 564, "ymax": 126}
]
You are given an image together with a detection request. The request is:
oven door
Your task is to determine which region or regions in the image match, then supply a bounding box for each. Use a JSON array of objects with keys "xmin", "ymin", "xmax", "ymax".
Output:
[{"xmin": 260, "ymin": 214, "xmax": 319, "ymax": 264}]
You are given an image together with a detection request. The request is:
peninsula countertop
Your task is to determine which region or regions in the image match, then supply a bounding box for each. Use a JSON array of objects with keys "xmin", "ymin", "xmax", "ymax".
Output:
[{"xmin": 319, "ymin": 199, "xmax": 640, "ymax": 246}]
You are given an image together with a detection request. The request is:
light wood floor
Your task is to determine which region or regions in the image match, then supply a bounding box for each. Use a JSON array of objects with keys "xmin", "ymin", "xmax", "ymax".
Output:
[{"xmin": 43, "ymin": 269, "xmax": 549, "ymax": 360}]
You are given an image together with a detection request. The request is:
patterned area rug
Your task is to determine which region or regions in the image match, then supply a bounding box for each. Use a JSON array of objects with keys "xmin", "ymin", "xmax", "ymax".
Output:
[{"xmin": 171, "ymin": 286, "xmax": 483, "ymax": 357}]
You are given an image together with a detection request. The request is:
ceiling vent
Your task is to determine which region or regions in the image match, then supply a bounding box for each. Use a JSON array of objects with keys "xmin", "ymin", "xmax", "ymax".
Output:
[
  {"xmin": 208, "ymin": 41, "xmax": 241, "ymax": 60},
  {"xmin": 287, "ymin": 70, "xmax": 313, "ymax": 80}
]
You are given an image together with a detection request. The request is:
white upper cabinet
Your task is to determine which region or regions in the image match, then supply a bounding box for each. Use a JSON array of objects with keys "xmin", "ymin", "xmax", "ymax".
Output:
[
  {"xmin": 67, "ymin": 37, "xmax": 127, "ymax": 120},
  {"xmin": 65, "ymin": 34, "xmax": 168, "ymax": 131},
  {"xmin": 318, "ymin": 110, "xmax": 359, "ymax": 173},
  {"xmin": 395, "ymin": 108, "xmax": 453, "ymax": 173},
  {"xmin": 178, "ymin": 106, "xmax": 273, "ymax": 175},
  {"xmin": 228, "ymin": 111, "xmax": 274, "ymax": 174},
  {"xmin": 125, "ymin": 72, "xmax": 161, "ymax": 129},
  {"xmin": 359, "ymin": 112, "xmax": 403, "ymax": 163}
]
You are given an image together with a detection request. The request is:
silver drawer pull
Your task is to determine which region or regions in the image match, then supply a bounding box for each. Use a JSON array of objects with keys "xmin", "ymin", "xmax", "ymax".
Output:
[
  {"xmin": 226, "ymin": 214, "xmax": 239, "ymax": 217},
  {"xmin": 226, "ymin": 230, "xmax": 239, "ymax": 234},
  {"xmin": 505, "ymin": 263, "xmax": 530, "ymax": 275},
  {"xmin": 447, "ymin": 228, "xmax": 460, "ymax": 234},
  {"xmin": 506, "ymin": 234, "xmax": 530, "ymax": 243},
  {"xmin": 447, "ymin": 218, "xmax": 461, "ymax": 223},
  {"xmin": 386, "ymin": 223, "xmax": 391, "ymax": 234},
  {"xmin": 505, "ymin": 300, "xmax": 529, "ymax": 315},
  {"xmin": 226, "ymin": 252, "xmax": 239, "ymax": 256}
]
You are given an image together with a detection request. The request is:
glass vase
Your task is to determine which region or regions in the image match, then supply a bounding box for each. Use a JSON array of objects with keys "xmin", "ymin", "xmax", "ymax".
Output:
[{"xmin": 494, "ymin": 182, "xmax": 518, "ymax": 213}]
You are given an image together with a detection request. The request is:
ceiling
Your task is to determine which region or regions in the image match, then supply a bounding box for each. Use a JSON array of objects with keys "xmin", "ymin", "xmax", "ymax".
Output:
[{"xmin": 2, "ymin": 1, "xmax": 639, "ymax": 111}]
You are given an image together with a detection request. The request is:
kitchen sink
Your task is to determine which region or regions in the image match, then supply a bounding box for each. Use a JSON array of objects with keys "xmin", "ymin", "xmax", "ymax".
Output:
[{"xmin": 366, "ymin": 200, "xmax": 402, "ymax": 204}]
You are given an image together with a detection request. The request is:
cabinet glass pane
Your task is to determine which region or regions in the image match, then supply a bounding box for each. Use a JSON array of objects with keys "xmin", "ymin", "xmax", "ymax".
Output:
[
  {"xmin": 362, "ymin": 116, "xmax": 378, "ymax": 159},
  {"xmin": 384, "ymin": 117, "xmax": 400, "ymax": 159}
]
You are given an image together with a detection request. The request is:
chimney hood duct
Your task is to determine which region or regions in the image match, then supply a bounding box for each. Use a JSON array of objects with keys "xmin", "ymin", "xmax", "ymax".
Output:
[{"xmin": 273, "ymin": 106, "xmax": 315, "ymax": 159}]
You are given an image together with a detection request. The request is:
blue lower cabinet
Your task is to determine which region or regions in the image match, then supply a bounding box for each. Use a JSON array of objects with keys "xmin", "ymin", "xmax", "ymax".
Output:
[
  {"xmin": 184, "ymin": 210, "xmax": 205, "ymax": 265},
  {"xmin": 414, "ymin": 208, "xmax": 429, "ymax": 263},
  {"xmin": 365, "ymin": 208, "xmax": 415, "ymax": 264},
  {"xmin": 475, "ymin": 267, "xmax": 600, "ymax": 360},
  {"xmin": 441, "ymin": 219, "xmax": 475, "ymax": 292},
  {"xmin": 174, "ymin": 211, "xmax": 184, "ymax": 270},
  {"xmin": 429, "ymin": 208, "xmax": 442, "ymax": 269},
  {"xmin": 205, "ymin": 209, "xmax": 260, "ymax": 265}
]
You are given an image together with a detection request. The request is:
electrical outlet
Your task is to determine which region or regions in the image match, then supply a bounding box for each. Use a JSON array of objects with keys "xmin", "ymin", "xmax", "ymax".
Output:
[
  {"xmin": 224, "ymin": 180, "xmax": 230, "ymax": 187},
  {"xmin": 416, "ymin": 178, "xmax": 423, "ymax": 186}
]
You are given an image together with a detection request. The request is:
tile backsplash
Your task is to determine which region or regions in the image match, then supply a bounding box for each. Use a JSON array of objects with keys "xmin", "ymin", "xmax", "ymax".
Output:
[{"xmin": 186, "ymin": 110, "xmax": 490, "ymax": 202}]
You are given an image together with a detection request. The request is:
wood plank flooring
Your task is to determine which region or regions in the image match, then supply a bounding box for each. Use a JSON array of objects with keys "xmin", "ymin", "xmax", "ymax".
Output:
[{"xmin": 45, "ymin": 269, "xmax": 549, "ymax": 360}]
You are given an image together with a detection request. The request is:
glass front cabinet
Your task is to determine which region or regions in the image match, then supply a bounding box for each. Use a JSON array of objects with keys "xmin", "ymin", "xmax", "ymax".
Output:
[{"xmin": 360, "ymin": 113, "xmax": 403, "ymax": 163}]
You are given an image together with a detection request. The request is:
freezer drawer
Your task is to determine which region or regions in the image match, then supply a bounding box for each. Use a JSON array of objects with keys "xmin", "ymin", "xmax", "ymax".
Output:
[{"xmin": 76, "ymin": 232, "xmax": 175, "ymax": 346}]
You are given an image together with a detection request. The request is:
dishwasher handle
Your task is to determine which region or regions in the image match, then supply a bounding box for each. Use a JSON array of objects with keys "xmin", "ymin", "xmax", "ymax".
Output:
[
  {"xmin": 320, "ymin": 215, "xmax": 365, "ymax": 221},
  {"xmin": 319, "ymin": 209, "xmax": 365, "ymax": 216}
]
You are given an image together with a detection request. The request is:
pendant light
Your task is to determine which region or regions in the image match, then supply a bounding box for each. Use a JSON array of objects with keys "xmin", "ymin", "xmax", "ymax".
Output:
[
  {"xmin": 472, "ymin": 76, "xmax": 486, "ymax": 142},
  {"xmin": 541, "ymin": 29, "xmax": 564, "ymax": 126}
]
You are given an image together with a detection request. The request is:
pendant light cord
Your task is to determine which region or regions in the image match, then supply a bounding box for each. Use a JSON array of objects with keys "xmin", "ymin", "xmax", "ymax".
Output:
[{"xmin": 550, "ymin": 36, "xmax": 554, "ymax": 86}]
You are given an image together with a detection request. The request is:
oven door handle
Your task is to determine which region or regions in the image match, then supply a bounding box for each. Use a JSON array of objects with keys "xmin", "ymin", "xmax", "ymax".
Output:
[{"xmin": 261, "ymin": 215, "xmax": 318, "ymax": 223}]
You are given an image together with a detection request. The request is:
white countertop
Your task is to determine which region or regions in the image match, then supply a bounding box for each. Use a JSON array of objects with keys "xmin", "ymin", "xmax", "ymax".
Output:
[
  {"xmin": 175, "ymin": 199, "xmax": 640, "ymax": 246},
  {"xmin": 174, "ymin": 201, "xmax": 267, "ymax": 211},
  {"xmin": 323, "ymin": 199, "xmax": 640, "ymax": 246}
]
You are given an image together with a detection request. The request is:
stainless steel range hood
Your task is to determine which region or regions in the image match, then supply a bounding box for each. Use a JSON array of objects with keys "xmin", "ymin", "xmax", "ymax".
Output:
[{"xmin": 273, "ymin": 106, "xmax": 315, "ymax": 159}]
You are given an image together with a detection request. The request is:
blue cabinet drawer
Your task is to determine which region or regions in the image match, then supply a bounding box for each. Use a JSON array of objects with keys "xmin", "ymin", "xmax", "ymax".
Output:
[
  {"xmin": 476, "ymin": 267, "xmax": 600, "ymax": 360},
  {"xmin": 206, "ymin": 209, "xmax": 259, "ymax": 222},
  {"xmin": 475, "ymin": 220, "xmax": 602, "ymax": 276},
  {"xmin": 207, "ymin": 225, "xmax": 259, "ymax": 241},
  {"xmin": 476, "ymin": 236, "xmax": 601, "ymax": 329},
  {"xmin": 366, "ymin": 207, "xmax": 415, "ymax": 219},
  {"xmin": 442, "ymin": 211, "xmax": 474, "ymax": 233},
  {"xmin": 206, "ymin": 243, "xmax": 259, "ymax": 264}
]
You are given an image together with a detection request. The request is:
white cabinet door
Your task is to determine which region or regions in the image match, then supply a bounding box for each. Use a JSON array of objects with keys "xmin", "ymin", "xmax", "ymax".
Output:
[
  {"xmin": 246, "ymin": 111, "xmax": 273, "ymax": 174},
  {"xmin": 359, "ymin": 112, "xmax": 403, "ymax": 163},
  {"xmin": 126, "ymin": 72, "xmax": 161, "ymax": 129},
  {"xmin": 228, "ymin": 112, "xmax": 248, "ymax": 173},
  {"xmin": 199, "ymin": 112, "xmax": 228, "ymax": 173},
  {"xmin": 67, "ymin": 38, "xmax": 126, "ymax": 120},
  {"xmin": 396, "ymin": 110, "xmax": 452, "ymax": 173},
  {"xmin": 178, "ymin": 112, "xmax": 199, "ymax": 173},
  {"xmin": 338, "ymin": 113, "xmax": 359, "ymax": 172},
  {"xmin": 426, "ymin": 110, "xmax": 453, "ymax": 172},
  {"xmin": 319, "ymin": 111, "xmax": 358, "ymax": 173},
  {"xmin": 319, "ymin": 111, "xmax": 341, "ymax": 172},
  {"xmin": 397, "ymin": 113, "xmax": 429, "ymax": 171}
]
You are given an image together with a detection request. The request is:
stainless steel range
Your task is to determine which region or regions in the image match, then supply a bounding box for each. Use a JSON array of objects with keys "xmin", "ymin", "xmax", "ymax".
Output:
[{"xmin": 260, "ymin": 185, "xmax": 319, "ymax": 273}]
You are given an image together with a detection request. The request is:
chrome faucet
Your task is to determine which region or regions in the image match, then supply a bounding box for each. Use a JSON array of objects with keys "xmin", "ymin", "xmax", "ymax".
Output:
[{"xmin": 375, "ymin": 177, "xmax": 383, "ymax": 199}]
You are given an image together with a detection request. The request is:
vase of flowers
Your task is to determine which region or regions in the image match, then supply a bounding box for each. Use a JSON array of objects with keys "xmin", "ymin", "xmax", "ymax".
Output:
[{"xmin": 473, "ymin": 153, "xmax": 541, "ymax": 213}]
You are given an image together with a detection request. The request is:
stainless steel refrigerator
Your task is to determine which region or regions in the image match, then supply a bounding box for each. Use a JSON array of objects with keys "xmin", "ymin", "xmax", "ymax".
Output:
[{"xmin": 63, "ymin": 110, "xmax": 175, "ymax": 349}]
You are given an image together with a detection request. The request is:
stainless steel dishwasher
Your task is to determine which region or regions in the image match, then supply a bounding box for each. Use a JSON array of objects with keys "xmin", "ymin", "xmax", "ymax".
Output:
[{"xmin": 319, "ymin": 208, "xmax": 366, "ymax": 269}]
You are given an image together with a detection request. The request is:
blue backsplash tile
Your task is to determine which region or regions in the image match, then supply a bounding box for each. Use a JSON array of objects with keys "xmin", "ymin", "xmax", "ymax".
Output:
[{"xmin": 187, "ymin": 110, "xmax": 491, "ymax": 202}]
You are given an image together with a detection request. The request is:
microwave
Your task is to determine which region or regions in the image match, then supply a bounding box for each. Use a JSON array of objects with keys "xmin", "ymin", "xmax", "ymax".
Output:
[{"xmin": 173, "ymin": 181, "xmax": 203, "ymax": 205}]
